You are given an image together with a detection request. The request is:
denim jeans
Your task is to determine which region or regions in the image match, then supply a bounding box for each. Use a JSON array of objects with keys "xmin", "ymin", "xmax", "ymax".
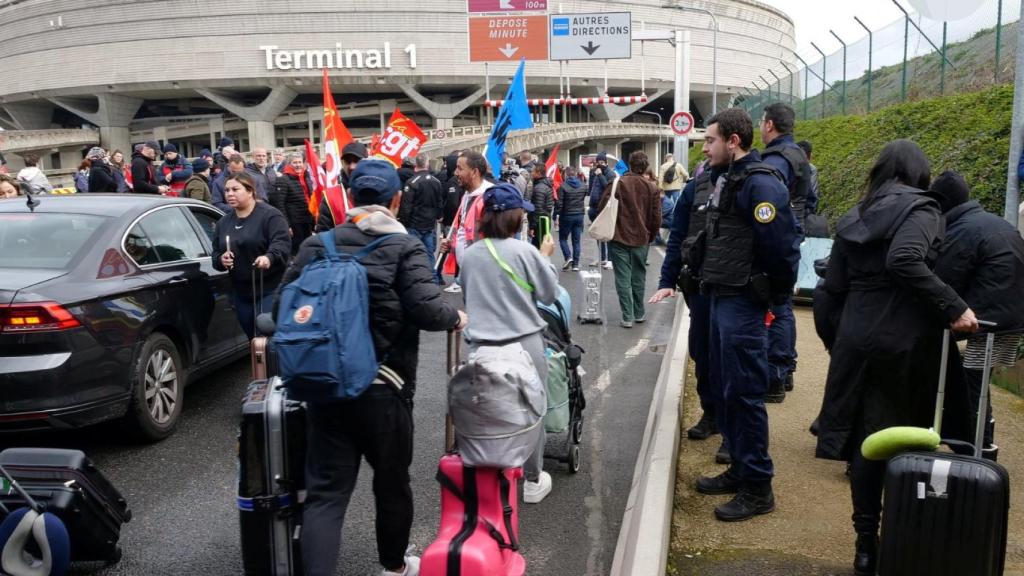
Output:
[
  {"xmin": 408, "ymin": 227, "xmax": 441, "ymax": 284},
  {"xmin": 558, "ymin": 214, "xmax": 584, "ymax": 265},
  {"xmin": 232, "ymin": 290, "xmax": 275, "ymax": 340}
]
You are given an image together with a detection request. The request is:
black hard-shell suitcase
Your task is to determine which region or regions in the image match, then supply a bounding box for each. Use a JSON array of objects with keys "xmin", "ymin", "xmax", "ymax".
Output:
[
  {"xmin": 0, "ymin": 448, "xmax": 131, "ymax": 563},
  {"xmin": 878, "ymin": 329, "xmax": 1010, "ymax": 576},
  {"xmin": 237, "ymin": 377, "xmax": 306, "ymax": 576}
]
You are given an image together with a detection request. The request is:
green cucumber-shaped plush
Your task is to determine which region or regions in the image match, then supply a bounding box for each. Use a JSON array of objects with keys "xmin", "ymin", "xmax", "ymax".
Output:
[{"xmin": 861, "ymin": 426, "xmax": 941, "ymax": 461}]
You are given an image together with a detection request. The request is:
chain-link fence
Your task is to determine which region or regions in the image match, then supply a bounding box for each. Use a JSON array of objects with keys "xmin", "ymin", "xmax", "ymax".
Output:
[{"xmin": 737, "ymin": 0, "xmax": 1021, "ymax": 120}]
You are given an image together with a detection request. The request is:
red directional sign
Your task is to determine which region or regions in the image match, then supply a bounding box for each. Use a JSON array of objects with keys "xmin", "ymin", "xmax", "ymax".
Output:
[
  {"xmin": 468, "ymin": 16, "xmax": 549, "ymax": 62},
  {"xmin": 468, "ymin": 0, "xmax": 547, "ymax": 13},
  {"xmin": 670, "ymin": 111, "xmax": 695, "ymax": 136}
]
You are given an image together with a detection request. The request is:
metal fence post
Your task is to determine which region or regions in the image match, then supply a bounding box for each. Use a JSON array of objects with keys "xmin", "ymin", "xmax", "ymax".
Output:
[
  {"xmin": 940, "ymin": 21, "xmax": 948, "ymax": 95},
  {"xmin": 796, "ymin": 55, "xmax": 812, "ymax": 120},
  {"xmin": 830, "ymin": 30, "xmax": 847, "ymax": 115},
  {"xmin": 996, "ymin": 0, "xmax": 1004, "ymax": 83},
  {"xmin": 897, "ymin": 0, "xmax": 909, "ymax": 102},
  {"xmin": 760, "ymin": 75, "xmax": 773, "ymax": 102},
  {"xmin": 811, "ymin": 42, "xmax": 827, "ymax": 118},
  {"xmin": 855, "ymin": 17, "xmax": 873, "ymax": 113},
  {"xmin": 780, "ymin": 61, "xmax": 796, "ymax": 108},
  {"xmin": 769, "ymin": 69, "xmax": 784, "ymax": 107}
]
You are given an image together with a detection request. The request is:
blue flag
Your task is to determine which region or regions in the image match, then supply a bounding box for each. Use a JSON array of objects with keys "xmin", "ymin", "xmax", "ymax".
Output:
[
  {"xmin": 485, "ymin": 59, "xmax": 533, "ymax": 179},
  {"xmin": 606, "ymin": 154, "xmax": 628, "ymax": 177}
]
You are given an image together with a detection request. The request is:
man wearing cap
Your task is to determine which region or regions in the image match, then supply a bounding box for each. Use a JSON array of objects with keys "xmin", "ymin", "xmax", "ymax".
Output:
[
  {"xmin": 315, "ymin": 141, "xmax": 368, "ymax": 232},
  {"xmin": 131, "ymin": 141, "xmax": 168, "ymax": 195},
  {"xmin": 277, "ymin": 158, "xmax": 465, "ymax": 576},
  {"xmin": 158, "ymin": 144, "xmax": 193, "ymax": 197},
  {"xmin": 184, "ymin": 158, "xmax": 212, "ymax": 203},
  {"xmin": 86, "ymin": 147, "xmax": 117, "ymax": 193}
]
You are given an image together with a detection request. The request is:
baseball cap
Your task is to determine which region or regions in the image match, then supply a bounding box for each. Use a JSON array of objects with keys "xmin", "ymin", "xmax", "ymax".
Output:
[{"xmin": 483, "ymin": 183, "xmax": 534, "ymax": 213}]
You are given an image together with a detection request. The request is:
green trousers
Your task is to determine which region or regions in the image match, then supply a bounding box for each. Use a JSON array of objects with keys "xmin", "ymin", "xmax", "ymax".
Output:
[{"xmin": 608, "ymin": 241, "xmax": 649, "ymax": 322}]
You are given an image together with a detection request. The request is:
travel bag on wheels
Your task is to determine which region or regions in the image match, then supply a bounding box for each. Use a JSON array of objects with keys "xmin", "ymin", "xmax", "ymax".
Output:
[
  {"xmin": 577, "ymin": 269, "xmax": 603, "ymax": 324},
  {"xmin": 237, "ymin": 377, "xmax": 306, "ymax": 576},
  {"xmin": 877, "ymin": 328, "xmax": 1011, "ymax": 576},
  {"xmin": 0, "ymin": 448, "xmax": 131, "ymax": 564},
  {"xmin": 421, "ymin": 331, "xmax": 527, "ymax": 576}
]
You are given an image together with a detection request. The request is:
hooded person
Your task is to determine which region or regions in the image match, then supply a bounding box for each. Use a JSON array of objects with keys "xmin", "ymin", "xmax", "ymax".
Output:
[
  {"xmin": 86, "ymin": 147, "xmax": 117, "ymax": 193},
  {"xmin": 275, "ymin": 158, "xmax": 464, "ymax": 576}
]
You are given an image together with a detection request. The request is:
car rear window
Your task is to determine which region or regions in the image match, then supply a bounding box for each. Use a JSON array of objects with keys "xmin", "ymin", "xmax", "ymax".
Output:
[{"xmin": 0, "ymin": 213, "xmax": 110, "ymax": 269}]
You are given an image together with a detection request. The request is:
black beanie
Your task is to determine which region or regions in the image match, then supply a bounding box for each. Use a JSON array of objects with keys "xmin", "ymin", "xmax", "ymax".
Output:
[{"xmin": 929, "ymin": 170, "xmax": 970, "ymax": 213}]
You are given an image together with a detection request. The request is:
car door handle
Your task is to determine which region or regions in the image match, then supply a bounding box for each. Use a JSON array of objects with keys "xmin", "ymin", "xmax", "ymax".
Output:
[{"xmin": 168, "ymin": 277, "xmax": 187, "ymax": 285}]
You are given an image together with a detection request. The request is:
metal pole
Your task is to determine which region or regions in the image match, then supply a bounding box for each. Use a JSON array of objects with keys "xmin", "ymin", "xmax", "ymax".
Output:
[
  {"xmin": 780, "ymin": 61, "xmax": 796, "ymax": 108},
  {"xmin": 830, "ymin": 30, "xmax": 847, "ymax": 115},
  {"xmin": 996, "ymin": 0, "xmax": 1003, "ymax": 83},
  {"xmin": 811, "ymin": 42, "xmax": 827, "ymax": 118},
  {"xmin": 1004, "ymin": 0, "xmax": 1024, "ymax": 227},
  {"xmin": 760, "ymin": 75, "xmax": 773, "ymax": 102},
  {"xmin": 637, "ymin": 110, "xmax": 662, "ymax": 168},
  {"xmin": 940, "ymin": 22, "xmax": 947, "ymax": 95},
  {"xmin": 902, "ymin": 12, "xmax": 909, "ymax": 101},
  {"xmin": 604, "ymin": 59, "xmax": 609, "ymax": 96},
  {"xmin": 674, "ymin": 30, "xmax": 693, "ymax": 166},
  {"xmin": 664, "ymin": 5, "xmax": 718, "ymax": 116},
  {"xmin": 855, "ymin": 17, "xmax": 873, "ymax": 113},
  {"xmin": 769, "ymin": 70, "xmax": 783, "ymax": 108}
]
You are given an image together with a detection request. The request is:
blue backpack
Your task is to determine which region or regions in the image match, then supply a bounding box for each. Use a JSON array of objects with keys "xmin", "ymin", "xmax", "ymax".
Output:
[{"xmin": 275, "ymin": 230, "xmax": 396, "ymax": 402}]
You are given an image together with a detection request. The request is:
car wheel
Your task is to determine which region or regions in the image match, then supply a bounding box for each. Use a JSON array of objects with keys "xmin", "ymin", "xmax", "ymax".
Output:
[{"xmin": 125, "ymin": 333, "xmax": 183, "ymax": 442}]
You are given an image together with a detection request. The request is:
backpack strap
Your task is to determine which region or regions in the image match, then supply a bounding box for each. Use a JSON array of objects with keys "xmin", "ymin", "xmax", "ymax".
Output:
[
  {"xmin": 484, "ymin": 238, "xmax": 535, "ymax": 293},
  {"xmin": 496, "ymin": 472, "xmax": 519, "ymax": 551},
  {"xmin": 318, "ymin": 229, "xmax": 338, "ymax": 258}
]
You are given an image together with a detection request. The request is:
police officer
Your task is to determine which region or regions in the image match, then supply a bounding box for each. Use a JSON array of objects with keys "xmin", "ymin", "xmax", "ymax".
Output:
[
  {"xmin": 759, "ymin": 103, "xmax": 811, "ymax": 403},
  {"xmin": 650, "ymin": 159, "xmax": 731, "ymax": 466},
  {"xmin": 693, "ymin": 108, "xmax": 800, "ymax": 522}
]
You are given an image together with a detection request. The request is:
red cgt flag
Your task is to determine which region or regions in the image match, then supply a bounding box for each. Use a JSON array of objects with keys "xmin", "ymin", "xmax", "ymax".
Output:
[
  {"xmin": 321, "ymin": 69, "xmax": 353, "ymax": 215},
  {"xmin": 372, "ymin": 107, "xmax": 428, "ymax": 167},
  {"xmin": 545, "ymin": 144, "xmax": 562, "ymax": 201}
]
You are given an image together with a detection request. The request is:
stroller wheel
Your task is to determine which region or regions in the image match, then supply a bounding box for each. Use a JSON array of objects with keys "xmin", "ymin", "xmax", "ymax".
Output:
[
  {"xmin": 573, "ymin": 419, "xmax": 584, "ymax": 444},
  {"xmin": 569, "ymin": 444, "xmax": 581, "ymax": 473}
]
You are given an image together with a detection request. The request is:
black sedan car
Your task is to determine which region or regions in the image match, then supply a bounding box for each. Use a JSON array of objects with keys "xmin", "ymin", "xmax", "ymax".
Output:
[{"xmin": 0, "ymin": 194, "xmax": 249, "ymax": 440}]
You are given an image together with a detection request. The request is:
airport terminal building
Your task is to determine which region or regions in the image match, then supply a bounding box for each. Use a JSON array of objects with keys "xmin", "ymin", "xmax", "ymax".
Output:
[{"xmin": 0, "ymin": 0, "xmax": 796, "ymax": 170}]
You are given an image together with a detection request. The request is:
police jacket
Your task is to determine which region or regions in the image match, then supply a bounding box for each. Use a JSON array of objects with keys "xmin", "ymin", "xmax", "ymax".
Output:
[
  {"xmin": 698, "ymin": 151, "xmax": 800, "ymax": 301},
  {"xmin": 398, "ymin": 172, "xmax": 445, "ymax": 231},
  {"xmin": 529, "ymin": 177, "xmax": 554, "ymax": 228},
  {"xmin": 934, "ymin": 200, "xmax": 1024, "ymax": 330},
  {"xmin": 554, "ymin": 177, "xmax": 587, "ymax": 217},
  {"xmin": 277, "ymin": 220, "xmax": 461, "ymax": 391},
  {"xmin": 270, "ymin": 173, "xmax": 314, "ymax": 230},
  {"xmin": 762, "ymin": 135, "xmax": 813, "ymax": 228},
  {"xmin": 659, "ymin": 166, "xmax": 724, "ymax": 290}
]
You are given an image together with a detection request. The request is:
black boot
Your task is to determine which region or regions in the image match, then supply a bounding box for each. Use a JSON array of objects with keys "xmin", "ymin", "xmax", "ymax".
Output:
[
  {"xmin": 853, "ymin": 533, "xmax": 878, "ymax": 576},
  {"xmin": 809, "ymin": 417, "xmax": 820, "ymax": 437},
  {"xmin": 715, "ymin": 440, "xmax": 731, "ymax": 465},
  {"xmin": 687, "ymin": 412, "xmax": 719, "ymax": 440},
  {"xmin": 696, "ymin": 469, "xmax": 741, "ymax": 495},
  {"xmin": 766, "ymin": 379, "xmax": 786, "ymax": 403},
  {"xmin": 784, "ymin": 372, "xmax": 794, "ymax": 392},
  {"xmin": 714, "ymin": 486, "xmax": 775, "ymax": 522}
]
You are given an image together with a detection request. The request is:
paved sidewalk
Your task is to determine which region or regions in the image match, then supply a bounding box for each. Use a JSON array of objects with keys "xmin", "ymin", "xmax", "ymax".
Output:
[{"xmin": 668, "ymin": 307, "xmax": 1024, "ymax": 576}]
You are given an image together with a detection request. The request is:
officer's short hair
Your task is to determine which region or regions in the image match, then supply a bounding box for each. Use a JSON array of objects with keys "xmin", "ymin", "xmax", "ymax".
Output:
[
  {"xmin": 628, "ymin": 151, "xmax": 649, "ymax": 174},
  {"xmin": 707, "ymin": 108, "xmax": 754, "ymax": 151},
  {"xmin": 763, "ymin": 103, "xmax": 795, "ymax": 135},
  {"xmin": 415, "ymin": 154, "xmax": 429, "ymax": 169},
  {"xmin": 459, "ymin": 150, "xmax": 488, "ymax": 177}
]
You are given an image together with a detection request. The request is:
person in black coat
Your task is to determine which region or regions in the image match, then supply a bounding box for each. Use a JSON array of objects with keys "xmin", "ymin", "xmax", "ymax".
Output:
[
  {"xmin": 554, "ymin": 166, "xmax": 588, "ymax": 270},
  {"xmin": 270, "ymin": 153, "xmax": 315, "ymax": 254},
  {"xmin": 931, "ymin": 171, "xmax": 1024, "ymax": 455},
  {"xmin": 814, "ymin": 141, "xmax": 978, "ymax": 576},
  {"xmin": 130, "ymin": 141, "xmax": 167, "ymax": 195},
  {"xmin": 398, "ymin": 155, "xmax": 446, "ymax": 284},
  {"xmin": 528, "ymin": 163, "xmax": 554, "ymax": 248},
  {"xmin": 274, "ymin": 158, "xmax": 464, "ymax": 576},
  {"xmin": 87, "ymin": 154, "xmax": 118, "ymax": 193}
]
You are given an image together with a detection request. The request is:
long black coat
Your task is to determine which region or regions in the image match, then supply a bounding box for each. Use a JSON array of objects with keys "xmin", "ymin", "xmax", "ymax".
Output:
[
  {"xmin": 88, "ymin": 162, "xmax": 118, "ymax": 193},
  {"xmin": 815, "ymin": 183, "xmax": 968, "ymax": 460}
]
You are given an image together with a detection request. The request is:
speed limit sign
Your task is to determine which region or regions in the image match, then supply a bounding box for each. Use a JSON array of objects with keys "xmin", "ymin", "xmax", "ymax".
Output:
[{"xmin": 670, "ymin": 111, "xmax": 695, "ymax": 136}]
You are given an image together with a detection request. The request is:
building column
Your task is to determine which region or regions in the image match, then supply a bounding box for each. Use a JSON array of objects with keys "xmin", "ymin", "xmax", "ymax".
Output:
[
  {"xmin": 196, "ymin": 86, "xmax": 297, "ymax": 152},
  {"xmin": 397, "ymin": 84, "xmax": 486, "ymax": 130},
  {"xmin": 49, "ymin": 94, "xmax": 142, "ymax": 153},
  {"xmin": 643, "ymin": 139, "xmax": 660, "ymax": 171}
]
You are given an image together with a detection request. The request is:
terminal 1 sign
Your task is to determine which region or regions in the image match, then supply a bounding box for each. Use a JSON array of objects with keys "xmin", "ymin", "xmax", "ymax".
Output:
[{"xmin": 260, "ymin": 43, "xmax": 419, "ymax": 70}]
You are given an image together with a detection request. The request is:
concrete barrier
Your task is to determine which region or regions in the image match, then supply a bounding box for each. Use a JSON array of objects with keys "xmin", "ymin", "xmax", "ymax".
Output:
[{"xmin": 609, "ymin": 296, "xmax": 690, "ymax": 576}]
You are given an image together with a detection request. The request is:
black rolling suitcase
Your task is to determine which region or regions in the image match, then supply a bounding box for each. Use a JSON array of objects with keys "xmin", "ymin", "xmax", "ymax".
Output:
[
  {"xmin": 878, "ymin": 329, "xmax": 1010, "ymax": 576},
  {"xmin": 237, "ymin": 376, "xmax": 306, "ymax": 576},
  {"xmin": 0, "ymin": 448, "xmax": 131, "ymax": 563}
]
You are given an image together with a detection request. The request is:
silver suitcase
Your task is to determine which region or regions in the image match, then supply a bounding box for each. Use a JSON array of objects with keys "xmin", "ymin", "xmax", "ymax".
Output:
[{"xmin": 577, "ymin": 269, "xmax": 603, "ymax": 324}]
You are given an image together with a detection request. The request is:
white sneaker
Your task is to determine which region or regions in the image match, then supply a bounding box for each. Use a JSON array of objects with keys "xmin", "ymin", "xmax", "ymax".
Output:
[
  {"xmin": 381, "ymin": 549, "xmax": 420, "ymax": 576},
  {"xmin": 589, "ymin": 260, "xmax": 602, "ymax": 267},
  {"xmin": 443, "ymin": 283, "xmax": 462, "ymax": 294},
  {"xmin": 523, "ymin": 471, "xmax": 552, "ymax": 504},
  {"xmin": 602, "ymin": 261, "xmax": 613, "ymax": 270}
]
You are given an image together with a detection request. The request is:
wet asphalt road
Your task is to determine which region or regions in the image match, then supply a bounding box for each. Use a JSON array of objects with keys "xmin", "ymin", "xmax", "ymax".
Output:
[{"xmin": 2, "ymin": 244, "xmax": 673, "ymax": 576}]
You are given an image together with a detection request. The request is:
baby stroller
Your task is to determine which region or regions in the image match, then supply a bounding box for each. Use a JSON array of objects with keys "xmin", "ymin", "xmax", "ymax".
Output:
[{"xmin": 537, "ymin": 286, "xmax": 587, "ymax": 473}]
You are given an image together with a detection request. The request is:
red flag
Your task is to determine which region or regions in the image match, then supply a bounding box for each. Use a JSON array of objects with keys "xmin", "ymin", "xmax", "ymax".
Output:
[
  {"xmin": 545, "ymin": 144, "xmax": 562, "ymax": 201},
  {"xmin": 373, "ymin": 107, "xmax": 428, "ymax": 167},
  {"xmin": 322, "ymin": 69, "xmax": 353, "ymax": 214},
  {"xmin": 370, "ymin": 133, "xmax": 382, "ymax": 155},
  {"xmin": 304, "ymin": 139, "xmax": 325, "ymax": 218}
]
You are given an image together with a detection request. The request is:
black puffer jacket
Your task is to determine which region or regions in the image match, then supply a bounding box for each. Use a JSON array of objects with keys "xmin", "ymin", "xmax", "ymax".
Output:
[
  {"xmin": 88, "ymin": 161, "xmax": 118, "ymax": 193},
  {"xmin": 528, "ymin": 177, "xmax": 554, "ymax": 229},
  {"xmin": 275, "ymin": 222, "xmax": 460, "ymax": 391},
  {"xmin": 270, "ymin": 173, "xmax": 313, "ymax": 229},
  {"xmin": 554, "ymin": 177, "xmax": 587, "ymax": 218},
  {"xmin": 934, "ymin": 200, "xmax": 1024, "ymax": 330}
]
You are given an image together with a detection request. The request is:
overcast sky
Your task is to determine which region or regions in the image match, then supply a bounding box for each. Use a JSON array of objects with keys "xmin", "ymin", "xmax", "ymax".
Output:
[{"xmin": 761, "ymin": 0, "xmax": 909, "ymax": 59}]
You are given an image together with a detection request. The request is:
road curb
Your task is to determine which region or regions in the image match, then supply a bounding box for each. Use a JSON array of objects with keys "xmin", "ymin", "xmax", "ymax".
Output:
[{"xmin": 609, "ymin": 296, "xmax": 690, "ymax": 576}]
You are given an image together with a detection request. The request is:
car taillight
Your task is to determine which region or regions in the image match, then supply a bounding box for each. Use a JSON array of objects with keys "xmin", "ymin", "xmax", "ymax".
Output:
[
  {"xmin": 0, "ymin": 302, "xmax": 81, "ymax": 333},
  {"xmin": 97, "ymin": 248, "xmax": 132, "ymax": 279}
]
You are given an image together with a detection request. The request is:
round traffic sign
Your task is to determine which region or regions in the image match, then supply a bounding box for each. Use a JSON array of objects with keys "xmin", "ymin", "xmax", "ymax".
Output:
[
  {"xmin": 670, "ymin": 111, "xmax": 695, "ymax": 136},
  {"xmin": 434, "ymin": 129, "xmax": 447, "ymax": 140}
]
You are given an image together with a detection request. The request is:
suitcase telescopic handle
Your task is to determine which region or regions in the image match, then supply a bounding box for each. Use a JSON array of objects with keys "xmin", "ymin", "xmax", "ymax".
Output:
[
  {"xmin": 445, "ymin": 330, "xmax": 462, "ymax": 453},
  {"xmin": 0, "ymin": 464, "xmax": 42, "ymax": 514},
  {"xmin": 934, "ymin": 321, "xmax": 998, "ymax": 459}
]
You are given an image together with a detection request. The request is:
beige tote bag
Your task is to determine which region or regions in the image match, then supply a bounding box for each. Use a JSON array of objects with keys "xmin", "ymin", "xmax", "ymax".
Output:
[{"xmin": 587, "ymin": 177, "xmax": 619, "ymax": 242}]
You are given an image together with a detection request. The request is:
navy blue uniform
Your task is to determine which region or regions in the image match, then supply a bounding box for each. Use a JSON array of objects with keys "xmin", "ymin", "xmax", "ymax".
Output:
[
  {"xmin": 703, "ymin": 151, "xmax": 800, "ymax": 488},
  {"xmin": 762, "ymin": 135, "xmax": 802, "ymax": 394}
]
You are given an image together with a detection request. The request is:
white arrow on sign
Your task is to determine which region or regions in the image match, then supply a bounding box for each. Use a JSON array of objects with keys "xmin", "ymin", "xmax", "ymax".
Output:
[
  {"xmin": 499, "ymin": 0, "xmax": 515, "ymax": 8},
  {"xmin": 498, "ymin": 43, "xmax": 519, "ymax": 58}
]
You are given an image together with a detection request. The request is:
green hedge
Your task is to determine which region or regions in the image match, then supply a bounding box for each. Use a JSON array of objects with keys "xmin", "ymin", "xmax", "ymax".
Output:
[
  {"xmin": 688, "ymin": 84, "xmax": 1014, "ymax": 225},
  {"xmin": 794, "ymin": 84, "xmax": 1014, "ymax": 224}
]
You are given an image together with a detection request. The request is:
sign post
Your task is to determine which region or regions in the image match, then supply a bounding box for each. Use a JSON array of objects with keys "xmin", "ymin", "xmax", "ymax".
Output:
[
  {"xmin": 548, "ymin": 12, "xmax": 632, "ymax": 61},
  {"xmin": 468, "ymin": 15, "xmax": 549, "ymax": 62},
  {"xmin": 673, "ymin": 30, "xmax": 691, "ymax": 168},
  {"xmin": 670, "ymin": 111, "xmax": 694, "ymax": 136}
]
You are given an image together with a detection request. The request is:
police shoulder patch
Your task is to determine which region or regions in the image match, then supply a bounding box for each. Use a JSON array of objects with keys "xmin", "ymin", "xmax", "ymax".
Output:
[{"xmin": 754, "ymin": 202, "xmax": 776, "ymax": 223}]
